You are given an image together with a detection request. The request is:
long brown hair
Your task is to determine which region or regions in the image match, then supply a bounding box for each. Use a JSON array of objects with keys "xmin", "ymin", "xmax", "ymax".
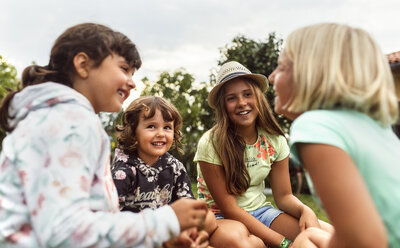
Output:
[
  {"xmin": 0, "ymin": 23, "xmax": 142, "ymax": 132},
  {"xmin": 116, "ymin": 96, "xmax": 183, "ymax": 155},
  {"xmin": 211, "ymin": 78, "xmax": 284, "ymax": 195}
]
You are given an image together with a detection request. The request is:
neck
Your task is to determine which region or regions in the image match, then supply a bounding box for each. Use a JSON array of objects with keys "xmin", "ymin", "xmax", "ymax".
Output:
[
  {"xmin": 137, "ymin": 151, "xmax": 160, "ymax": 166},
  {"xmin": 237, "ymin": 125, "xmax": 258, "ymax": 144}
]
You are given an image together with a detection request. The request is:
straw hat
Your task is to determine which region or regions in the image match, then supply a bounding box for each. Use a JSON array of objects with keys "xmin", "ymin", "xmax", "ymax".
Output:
[{"xmin": 208, "ymin": 61, "xmax": 268, "ymax": 109}]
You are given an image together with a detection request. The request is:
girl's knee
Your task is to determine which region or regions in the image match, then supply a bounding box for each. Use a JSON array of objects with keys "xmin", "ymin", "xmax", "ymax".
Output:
[
  {"xmin": 210, "ymin": 220, "xmax": 265, "ymax": 248},
  {"xmin": 219, "ymin": 235, "xmax": 264, "ymax": 248}
]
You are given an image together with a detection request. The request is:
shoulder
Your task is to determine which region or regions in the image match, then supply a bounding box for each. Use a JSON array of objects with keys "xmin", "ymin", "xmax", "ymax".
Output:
[
  {"xmin": 20, "ymin": 101, "xmax": 103, "ymax": 146},
  {"xmin": 164, "ymin": 153, "xmax": 185, "ymax": 169},
  {"xmin": 290, "ymin": 109, "xmax": 358, "ymax": 141},
  {"xmin": 289, "ymin": 110, "xmax": 354, "ymax": 161},
  {"xmin": 258, "ymin": 127, "xmax": 288, "ymax": 148},
  {"xmin": 198, "ymin": 129, "xmax": 214, "ymax": 145},
  {"xmin": 113, "ymin": 148, "xmax": 132, "ymax": 163},
  {"xmin": 292, "ymin": 109, "xmax": 355, "ymax": 128},
  {"xmin": 257, "ymin": 127, "xmax": 289, "ymax": 161}
]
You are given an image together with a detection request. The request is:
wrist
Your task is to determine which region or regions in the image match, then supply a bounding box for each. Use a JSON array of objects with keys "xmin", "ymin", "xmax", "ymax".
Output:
[{"xmin": 279, "ymin": 237, "xmax": 292, "ymax": 248}]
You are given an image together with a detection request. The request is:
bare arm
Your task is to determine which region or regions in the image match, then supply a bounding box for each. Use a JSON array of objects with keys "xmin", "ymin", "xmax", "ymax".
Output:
[
  {"xmin": 199, "ymin": 161, "xmax": 284, "ymax": 247},
  {"xmin": 298, "ymin": 143, "xmax": 387, "ymax": 248},
  {"xmin": 269, "ymin": 156, "xmax": 320, "ymax": 231}
]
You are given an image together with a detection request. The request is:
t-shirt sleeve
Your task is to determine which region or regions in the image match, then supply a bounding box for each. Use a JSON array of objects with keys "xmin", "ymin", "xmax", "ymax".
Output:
[
  {"xmin": 274, "ymin": 135, "xmax": 290, "ymax": 162},
  {"xmin": 289, "ymin": 111, "xmax": 347, "ymax": 163},
  {"xmin": 193, "ymin": 131, "xmax": 221, "ymax": 165}
]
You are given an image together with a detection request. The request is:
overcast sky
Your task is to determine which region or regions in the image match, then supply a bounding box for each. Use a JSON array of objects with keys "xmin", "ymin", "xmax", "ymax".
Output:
[{"xmin": 1, "ymin": 0, "xmax": 399, "ymax": 103}]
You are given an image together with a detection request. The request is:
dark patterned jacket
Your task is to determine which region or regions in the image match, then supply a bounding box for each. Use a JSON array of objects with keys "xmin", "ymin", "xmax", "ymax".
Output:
[{"xmin": 112, "ymin": 148, "xmax": 194, "ymax": 212}]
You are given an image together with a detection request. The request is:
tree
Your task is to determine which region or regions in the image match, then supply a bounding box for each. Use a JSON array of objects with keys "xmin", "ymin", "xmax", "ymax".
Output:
[
  {"xmin": 217, "ymin": 33, "xmax": 292, "ymax": 133},
  {"xmin": 0, "ymin": 56, "xmax": 19, "ymax": 99},
  {"xmin": 99, "ymin": 111, "xmax": 123, "ymax": 153},
  {"xmin": 0, "ymin": 55, "xmax": 20, "ymax": 149},
  {"xmin": 140, "ymin": 70, "xmax": 214, "ymax": 179}
]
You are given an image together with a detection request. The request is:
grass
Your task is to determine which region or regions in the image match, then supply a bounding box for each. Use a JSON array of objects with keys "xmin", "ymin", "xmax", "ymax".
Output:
[{"xmin": 191, "ymin": 182, "xmax": 330, "ymax": 223}]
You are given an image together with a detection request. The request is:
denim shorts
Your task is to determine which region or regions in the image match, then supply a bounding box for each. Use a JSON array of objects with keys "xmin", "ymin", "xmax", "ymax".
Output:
[{"xmin": 214, "ymin": 205, "xmax": 283, "ymax": 227}]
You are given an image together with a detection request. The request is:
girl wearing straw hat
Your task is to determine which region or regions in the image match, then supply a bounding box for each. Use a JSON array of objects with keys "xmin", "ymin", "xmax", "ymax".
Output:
[{"xmin": 194, "ymin": 61, "xmax": 332, "ymax": 248}]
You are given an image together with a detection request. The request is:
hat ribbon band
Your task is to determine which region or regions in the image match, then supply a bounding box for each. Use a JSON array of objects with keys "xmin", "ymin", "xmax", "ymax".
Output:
[{"xmin": 219, "ymin": 72, "xmax": 249, "ymax": 84}]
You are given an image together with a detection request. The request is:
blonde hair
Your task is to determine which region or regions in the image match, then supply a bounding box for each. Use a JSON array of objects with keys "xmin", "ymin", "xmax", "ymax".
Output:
[
  {"xmin": 393, "ymin": 70, "xmax": 400, "ymax": 100},
  {"xmin": 284, "ymin": 23, "xmax": 398, "ymax": 126}
]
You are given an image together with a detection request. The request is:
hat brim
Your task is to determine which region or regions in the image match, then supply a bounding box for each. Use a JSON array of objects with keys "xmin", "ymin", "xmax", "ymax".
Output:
[{"xmin": 208, "ymin": 73, "xmax": 269, "ymax": 109}]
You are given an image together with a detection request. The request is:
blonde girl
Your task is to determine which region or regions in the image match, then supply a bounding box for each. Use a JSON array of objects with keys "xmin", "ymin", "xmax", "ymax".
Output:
[{"xmin": 269, "ymin": 23, "xmax": 400, "ymax": 247}]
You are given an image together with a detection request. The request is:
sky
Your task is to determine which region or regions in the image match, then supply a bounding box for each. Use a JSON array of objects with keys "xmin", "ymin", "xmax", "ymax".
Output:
[{"xmin": 1, "ymin": 0, "xmax": 399, "ymax": 104}]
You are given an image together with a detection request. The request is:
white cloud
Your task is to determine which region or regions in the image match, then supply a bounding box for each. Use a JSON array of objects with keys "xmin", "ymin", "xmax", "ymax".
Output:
[{"xmin": 1, "ymin": 0, "xmax": 399, "ymax": 89}]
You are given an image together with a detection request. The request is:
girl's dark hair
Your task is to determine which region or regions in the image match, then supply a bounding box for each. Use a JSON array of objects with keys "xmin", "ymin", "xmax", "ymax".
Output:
[
  {"xmin": 0, "ymin": 22, "xmax": 142, "ymax": 132},
  {"xmin": 211, "ymin": 78, "xmax": 285, "ymax": 195},
  {"xmin": 116, "ymin": 96, "xmax": 183, "ymax": 155}
]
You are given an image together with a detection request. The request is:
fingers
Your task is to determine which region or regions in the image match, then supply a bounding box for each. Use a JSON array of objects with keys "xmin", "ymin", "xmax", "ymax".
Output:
[
  {"xmin": 299, "ymin": 221, "xmax": 306, "ymax": 232},
  {"xmin": 168, "ymin": 231, "xmax": 194, "ymax": 248},
  {"xmin": 190, "ymin": 199, "xmax": 208, "ymax": 210},
  {"xmin": 171, "ymin": 199, "xmax": 208, "ymax": 232},
  {"xmin": 195, "ymin": 230, "xmax": 209, "ymax": 248}
]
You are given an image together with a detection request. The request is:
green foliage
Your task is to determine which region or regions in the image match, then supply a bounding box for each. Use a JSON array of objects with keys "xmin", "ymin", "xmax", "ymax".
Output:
[
  {"xmin": 217, "ymin": 34, "xmax": 292, "ymax": 133},
  {"xmin": 0, "ymin": 56, "xmax": 20, "ymax": 149},
  {"xmin": 141, "ymin": 70, "xmax": 214, "ymax": 179},
  {"xmin": 0, "ymin": 56, "xmax": 19, "ymax": 99},
  {"xmin": 99, "ymin": 111, "xmax": 123, "ymax": 153}
]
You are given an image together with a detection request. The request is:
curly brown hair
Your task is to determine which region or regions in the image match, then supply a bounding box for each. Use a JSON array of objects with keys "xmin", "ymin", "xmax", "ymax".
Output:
[{"xmin": 116, "ymin": 96, "xmax": 183, "ymax": 155}]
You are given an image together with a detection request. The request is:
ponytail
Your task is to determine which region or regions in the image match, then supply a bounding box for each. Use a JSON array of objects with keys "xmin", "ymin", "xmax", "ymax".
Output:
[
  {"xmin": 0, "ymin": 64, "xmax": 60, "ymax": 132},
  {"xmin": 21, "ymin": 65, "xmax": 57, "ymax": 87},
  {"xmin": 0, "ymin": 22, "xmax": 142, "ymax": 133}
]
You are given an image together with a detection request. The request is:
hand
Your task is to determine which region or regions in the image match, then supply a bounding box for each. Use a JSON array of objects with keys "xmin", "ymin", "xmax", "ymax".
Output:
[
  {"xmin": 193, "ymin": 229, "xmax": 210, "ymax": 248},
  {"xmin": 170, "ymin": 198, "xmax": 207, "ymax": 231},
  {"xmin": 163, "ymin": 228, "xmax": 209, "ymax": 248},
  {"xmin": 298, "ymin": 206, "xmax": 320, "ymax": 231},
  {"xmin": 292, "ymin": 227, "xmax": 330, "ymax": 248}
]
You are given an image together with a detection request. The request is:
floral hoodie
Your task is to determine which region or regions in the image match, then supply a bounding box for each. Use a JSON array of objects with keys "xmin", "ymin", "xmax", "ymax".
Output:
[{"xmin": 0, "ymin": 83, "xmax": 179, "ymax": 248}]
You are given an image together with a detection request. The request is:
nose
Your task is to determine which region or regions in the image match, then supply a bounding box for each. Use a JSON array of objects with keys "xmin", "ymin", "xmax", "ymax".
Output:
[
  {"xmin": 127, "ymin": 77, "xmax": 136, "ymax": 90},
  {"xmin": 268, "ymin": 71, "xmax": 275, "ymax": 85},
  {"xmin": 238, "ymin": 96, "xmax": 246, "ymax": 106},
  {"xmin": 156, "ymin": 128, "xmax": 165, "ymax": 137}
]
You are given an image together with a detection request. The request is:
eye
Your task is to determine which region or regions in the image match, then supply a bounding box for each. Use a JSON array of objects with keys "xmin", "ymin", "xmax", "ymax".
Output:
[
  {"xmin": 244, "ymin": 92, "xmax": 253, "ymax": 98},
  {"xmin": 164, "ymin": 125, "xmax": 172, "ymax": 130},
  {"xmin": 277, "ymin": 64, "xmax": 285, "ymax": 72},
  {"xmin": 226, "ymin": 96, "xmax": 236, "ymax": 102},
  {"xmin": 121, "ymin": 66, "xmax": 129, "ymax": 72},
  {"xmin": 146, "ymin": 125, "xmax": 155, "ymax": 129}
]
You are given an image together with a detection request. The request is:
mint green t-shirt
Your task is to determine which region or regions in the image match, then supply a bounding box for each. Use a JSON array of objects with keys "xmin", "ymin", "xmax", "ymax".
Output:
[
  {"xmin": 289, "ymin": 109, "xmax": 400, "ymax": 247},
  {"xmin": 194, "ymin": 127, "xmax": 289, "ymax": 214}
]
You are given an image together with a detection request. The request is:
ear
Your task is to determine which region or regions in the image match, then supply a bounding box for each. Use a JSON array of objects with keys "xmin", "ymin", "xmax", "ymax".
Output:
[{"xmin": 73, "ymin": 52, "xmax": 91, "ymax": 78}]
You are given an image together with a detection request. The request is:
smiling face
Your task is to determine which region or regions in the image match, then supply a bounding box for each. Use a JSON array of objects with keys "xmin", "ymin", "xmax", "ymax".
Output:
[
  {"xmin": 224, "ymin": 78, "xmax": 258, "ymax": 130},
  {"xmin": 81, "ymin": 53, "xmax": 136, "ymax": 113},
  {"xmin": 268, "ymin": 51, "xmax": 298, "ymax": 120},
  {"xmin": 136, "ymin": 108, "xmax": 174, "ymax": 166}
]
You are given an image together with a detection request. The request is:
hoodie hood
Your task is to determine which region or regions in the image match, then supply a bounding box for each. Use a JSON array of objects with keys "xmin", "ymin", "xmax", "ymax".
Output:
[{"xmin": 8, "ymin": 82, "xmax": 93, "ymax": 130}]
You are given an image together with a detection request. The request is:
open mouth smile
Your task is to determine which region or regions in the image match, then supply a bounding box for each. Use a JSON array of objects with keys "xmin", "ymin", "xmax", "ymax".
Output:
[
  {"xmin": 152, "ymin": 142, "xmax": 166, "ymax": 147},
  {"xmin": 237, "ymin": 110, "xmax": 251, "ymax": 115},
  {"xmin": 117, "ymin": 89, "xmax": 129, "ymax": 100}
]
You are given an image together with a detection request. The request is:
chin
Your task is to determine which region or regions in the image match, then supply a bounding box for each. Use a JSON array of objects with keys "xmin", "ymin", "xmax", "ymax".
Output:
[{"xmin": 109, "ymin": 105, "xmax": 123, "ymax": 113}]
